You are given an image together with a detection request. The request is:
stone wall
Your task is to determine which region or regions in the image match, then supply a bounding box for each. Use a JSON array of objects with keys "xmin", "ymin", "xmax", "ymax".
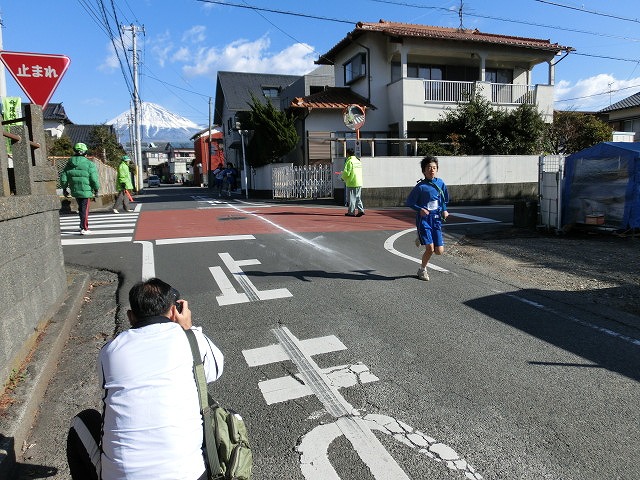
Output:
[{"xmin": 0, "ymin": 105, "xmax": 66, "ymax": 392}]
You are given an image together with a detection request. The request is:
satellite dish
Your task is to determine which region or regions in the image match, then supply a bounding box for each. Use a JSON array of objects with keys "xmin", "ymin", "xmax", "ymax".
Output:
[{"xmin": 343, "ymin": 104, "xmax": 365, "ymax": 131}]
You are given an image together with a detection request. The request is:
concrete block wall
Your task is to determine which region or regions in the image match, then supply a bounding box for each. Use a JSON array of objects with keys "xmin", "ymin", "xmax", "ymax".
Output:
[{"xmin": 0, "ymin": 105, "xmax": 67, "ymax": 392}]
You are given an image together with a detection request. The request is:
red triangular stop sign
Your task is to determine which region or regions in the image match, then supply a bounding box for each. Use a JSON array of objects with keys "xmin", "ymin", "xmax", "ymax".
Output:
[{"xmin": 0, "ymin": 51, "xmax": 70, "ymax": 108}]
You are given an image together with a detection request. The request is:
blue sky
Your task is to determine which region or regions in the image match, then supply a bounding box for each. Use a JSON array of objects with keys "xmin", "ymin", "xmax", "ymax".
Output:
[{"xmin": 1, "ymin": 0, "xmax": 639, "ymax": 126}]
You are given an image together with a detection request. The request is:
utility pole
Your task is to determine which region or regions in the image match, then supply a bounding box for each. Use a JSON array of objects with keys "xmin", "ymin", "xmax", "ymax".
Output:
[
  {"xmin": 122, "ymin": 24, "xmax": 145, "ymax": 191},
  {"xmin": 0, "ymin": 14, "xmax": 7, "ymax": 98},
  {"xmin": 208, "ymin": 97, "xmax": 212, "ymax": 188}
]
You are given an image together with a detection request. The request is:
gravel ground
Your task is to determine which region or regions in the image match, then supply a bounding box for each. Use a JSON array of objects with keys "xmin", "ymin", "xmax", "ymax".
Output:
[{"xmin": 445, "ymin": 226, "xmax": 640, "ymax": 318}]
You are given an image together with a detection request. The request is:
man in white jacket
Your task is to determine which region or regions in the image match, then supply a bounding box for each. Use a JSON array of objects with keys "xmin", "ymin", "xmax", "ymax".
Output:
[{"xmin": 66, "ymin": 278, "xmax": 224, "ymax": 479}]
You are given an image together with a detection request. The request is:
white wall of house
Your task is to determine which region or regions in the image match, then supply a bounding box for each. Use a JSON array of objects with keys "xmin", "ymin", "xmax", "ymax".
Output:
[
  {"xmin": 331, "ymin": 155, "xmax": 539, "ymax": 189},
  {"xmin": 252, "ymin": 155, "xmax": 538, "ymax": 192}
]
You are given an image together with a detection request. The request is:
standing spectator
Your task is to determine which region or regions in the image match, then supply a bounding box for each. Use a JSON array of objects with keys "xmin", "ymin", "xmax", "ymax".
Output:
[
  {"xmin": 212, "ymin": 162, "xmax": 224, "ymax": 196},
  {"xmin": 66, "ymin": 278, "xmax": 224, "ymax": 480},
  {"xmin": 405, "ymin": 155, "xmax": 449, "ymax": 281},
  {"xmin": 112, "ymin": 155, "xmax": 134, "ymax": 213},
  {"xmin": 223, "ymin": 162, "xmax": 237, "ymax": 197},
  {"xmin": 60, "ymin": 143, "xmax": 100, "ymax": 235},
  {"xmin": 340, "ymin": 148, "xmax": 364, "ymax": 217}
]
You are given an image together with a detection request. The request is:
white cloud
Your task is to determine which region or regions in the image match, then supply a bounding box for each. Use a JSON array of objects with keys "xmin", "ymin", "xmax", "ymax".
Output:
[
  {"xmin": 172, "ymin": 47, "xmax": 192, "ymax": 63},
  {"xmin": 181, "ymin": 35, "xmax": 317, "ymax": 78},
  {"xmin": 98, "ymin": 42, "xmax": 124, "ymax": 72},
  {"xmin": 150, "ymin": 32, "xmax": 174, "ymax": 68},
  {"xmin": 182, "ymin": 25, "xmax": 206, "ymax": 44},
  {"xmin": 555, "ymin": 73, "xmax": 640, "ymax": 111}
]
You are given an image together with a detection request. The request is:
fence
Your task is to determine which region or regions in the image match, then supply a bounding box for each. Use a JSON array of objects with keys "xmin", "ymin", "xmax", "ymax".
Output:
[
  {"xmin": 52, "ymin": 156, "xmax": 118, "ymax": 195},
  {"xmin": 272, "ymin": 164, "xmax": 334, "ymax": 199}
]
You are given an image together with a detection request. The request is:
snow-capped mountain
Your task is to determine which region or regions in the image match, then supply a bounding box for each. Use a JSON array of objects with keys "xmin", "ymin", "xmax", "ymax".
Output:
[{"xmin": 107, "ymin": 102, "xmax": 204, "ymax": 144}]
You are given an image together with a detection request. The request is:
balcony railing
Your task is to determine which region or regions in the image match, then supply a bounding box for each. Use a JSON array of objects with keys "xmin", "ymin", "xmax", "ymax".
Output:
[
  {"xmin": 423, "ymin": 80, "xmax": 536, "ymax": 105},
  {"xmin": 424, "ymin": 80, "xmax": 475, "ymax": 102},
  {"xmin": 490, "ymin": 83, "xmax": 536, "ymax": 105}
]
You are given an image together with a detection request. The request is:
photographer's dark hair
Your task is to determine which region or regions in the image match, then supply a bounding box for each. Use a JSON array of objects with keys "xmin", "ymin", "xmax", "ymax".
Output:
[
  {"xmin": 420, "ymin": 155, "xmax": 438, "ymax": 171},
  {"xmin": 129, "ymin": 278, "xmax": 175, "ymax": 318}
]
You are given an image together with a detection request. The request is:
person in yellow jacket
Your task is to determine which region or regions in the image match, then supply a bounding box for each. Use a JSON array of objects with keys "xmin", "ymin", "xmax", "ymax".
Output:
[
  {"xmin": 341, "ymin": 148, "xmax": 364, "ymax": 217},
  {"xmin": 112, "ymin": 155, "xmax": 134, "ymax": 213}
]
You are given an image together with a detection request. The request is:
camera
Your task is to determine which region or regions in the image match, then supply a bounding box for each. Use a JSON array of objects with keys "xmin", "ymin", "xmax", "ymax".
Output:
[{"xmin": 169, "ymin": 287, "xmax": 183, "ymax": 313}]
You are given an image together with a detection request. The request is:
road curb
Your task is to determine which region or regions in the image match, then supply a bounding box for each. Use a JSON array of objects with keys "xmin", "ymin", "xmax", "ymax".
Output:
[{"xmin": 0, "ymin": 266, "xmax": 92, "ymax": 478}]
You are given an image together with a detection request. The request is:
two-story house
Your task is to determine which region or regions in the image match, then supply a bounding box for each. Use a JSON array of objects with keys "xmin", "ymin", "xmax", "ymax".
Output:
[
  {"xmin": 289, "ymin": 20, "xmax": 572, "ymax": 161},
  {"xmin": 598, "ymin": 91, "xmax": 640, "ymax": 142},
  {"xmin": 214, "ymin": 71, "xmax": 300, "ymax": 169},
  {"xmin": 213, "ymin": 67, "xmax": 335, "ymax": 168}
]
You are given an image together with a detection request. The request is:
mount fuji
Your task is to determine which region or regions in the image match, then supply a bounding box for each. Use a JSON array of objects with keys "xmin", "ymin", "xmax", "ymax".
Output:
[{"xmin": 107, "ymin": 102, "xmax": 204, "ymax": 144}]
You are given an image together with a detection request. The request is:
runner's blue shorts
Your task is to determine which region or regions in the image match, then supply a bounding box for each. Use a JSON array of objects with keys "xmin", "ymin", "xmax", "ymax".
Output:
[{"xmin": 416, "ymin": 212, "xmax": 444, "ymax": 247}]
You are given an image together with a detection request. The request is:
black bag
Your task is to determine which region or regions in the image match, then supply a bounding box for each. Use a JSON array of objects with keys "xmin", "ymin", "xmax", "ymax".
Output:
[{"xmin": 184, "ymin": 329, "xmax": 253, "ymax": 480}]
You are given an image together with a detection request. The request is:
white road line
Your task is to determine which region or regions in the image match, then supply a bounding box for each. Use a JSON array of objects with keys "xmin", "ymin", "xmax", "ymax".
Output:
[
  {"xmin": 135, "ymin": 241, "xmax": 155, "ymax": 280},
  {"xmin": 243, "ymin": 335, "xmax": 347, "ymax": 366},
  {"xmin": 450, "ymin": 213, "xmax": 501, "ymax": 223},
  {"xmin": 210, "ymin": 266, "xmax": 250, "ymax": 305},
  {"xmin": 60, "ymin": 223, "xmax": 136, "ymax": 229},
  {"xmin": 383, "ymin": 228, "xmax": 449, "ymax": 273},
  {"xmin": 62, "ymin": 229, "xmax": 135, "ymax": 236},
  {"xmin": 228, "ymin": 204, "xmax": 337, "ymax": 254},
  {"xmin": 156, "ymin": 234, "xmax": 254, "ymax": 245},
  {"xmin": 507, "ymin": 293, "xmax": 640, "ymax": 347},
  {"xmin": 61, "ymin": 236, "xmax": 132, "ymax": 245},
  {"xmin": 258, "ymin": 363, "xmax": 379, "ymax": 405}
]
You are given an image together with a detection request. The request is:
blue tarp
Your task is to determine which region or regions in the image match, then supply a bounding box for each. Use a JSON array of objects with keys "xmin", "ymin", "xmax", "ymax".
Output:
[{"xmin": 562, "ymin": 142, "xmax": 640, "ymax": 230}]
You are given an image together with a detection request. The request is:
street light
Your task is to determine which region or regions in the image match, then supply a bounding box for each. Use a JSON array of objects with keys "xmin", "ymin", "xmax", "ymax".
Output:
[{"xmin": 235, "ymin": 122, "xmax": 249, "ymax": 199}]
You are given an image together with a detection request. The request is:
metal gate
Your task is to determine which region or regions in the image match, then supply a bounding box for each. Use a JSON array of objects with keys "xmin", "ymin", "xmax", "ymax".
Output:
[
  {"xmin": 538, "ymin": 155, "xmax": 565, "ymax": 231},
  {"xmin": 272, "ymin": 164, "xmax": 334, "ymax": 199}
]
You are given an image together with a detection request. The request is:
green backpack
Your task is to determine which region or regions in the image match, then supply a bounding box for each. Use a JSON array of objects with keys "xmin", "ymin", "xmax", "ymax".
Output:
[{"xmin": 185, "ymin": 329, "xmax": 253, "ymax": 480}]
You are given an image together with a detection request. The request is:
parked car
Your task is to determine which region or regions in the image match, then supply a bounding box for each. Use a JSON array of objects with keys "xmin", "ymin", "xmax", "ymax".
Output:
[{"xmin": 147, "ymin": 175, "xmax": 160, "ymax": 187}]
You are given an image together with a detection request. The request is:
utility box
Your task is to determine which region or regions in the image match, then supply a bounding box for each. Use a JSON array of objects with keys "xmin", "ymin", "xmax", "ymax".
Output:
[{"xmin": 513, "ymin": 200, "xmax": 538, "ymax": 228}]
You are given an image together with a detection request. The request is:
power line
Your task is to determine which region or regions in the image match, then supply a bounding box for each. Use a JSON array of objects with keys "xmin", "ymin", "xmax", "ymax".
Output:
[
  {"xmin": 556, "ymin": 82, "xmax": 640, "ymax": 103},
  {"xmin": 533, "ymin": 0, "xmax": 640, "ymax": 24},
  {"xmin": 195, "ymin": 0, "xmax": 354, "ymax": 24},
  {"xmin": 370, "ymin": 0, "xmax": 640, "ymax": 42}
]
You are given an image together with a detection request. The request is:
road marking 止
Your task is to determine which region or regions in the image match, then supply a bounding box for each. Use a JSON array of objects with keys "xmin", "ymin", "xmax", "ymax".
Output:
[
  {"xmin": 210, "ymin": 252, "xmax": 292, "ymax": 305},
  {"xmin": 243, "ymin": 326, "xmax": 483, "ymax": 479}
]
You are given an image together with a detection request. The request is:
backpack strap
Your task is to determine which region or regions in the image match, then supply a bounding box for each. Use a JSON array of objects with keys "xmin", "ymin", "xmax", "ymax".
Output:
[
  {"xmin": 184, "ymin": 329, "xmax": 223, "ymax": 479},
  {"xmin": 425, "ymin": 179, "xmax": 447, "ymax": 213}
]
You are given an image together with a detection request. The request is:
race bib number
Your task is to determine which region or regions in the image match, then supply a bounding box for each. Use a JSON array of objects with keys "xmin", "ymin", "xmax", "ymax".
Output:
[{"xmin": 427, "ymin": 200, "xmax": 439, "ymax": 211}]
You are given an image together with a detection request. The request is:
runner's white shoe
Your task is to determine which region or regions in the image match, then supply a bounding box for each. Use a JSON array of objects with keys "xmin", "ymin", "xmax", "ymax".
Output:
[
  {"xmin": 81, "ymin": 229, "xmax": 93, "ymax": 235},
  {"xmin": 417, "ymin": 268, "xmax": 429, "ymax": 281}
]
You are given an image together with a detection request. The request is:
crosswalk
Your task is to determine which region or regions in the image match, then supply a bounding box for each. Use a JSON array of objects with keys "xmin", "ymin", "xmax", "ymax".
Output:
[
  {"xmin": 191, "ymin": 195, "xmax": 272, "ymax": 209},
  {"xmin": 60, "ymin": 204, "xmax": 141, "ymax": 245}
]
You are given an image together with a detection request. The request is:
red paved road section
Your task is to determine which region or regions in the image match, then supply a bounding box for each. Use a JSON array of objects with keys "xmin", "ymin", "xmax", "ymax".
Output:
[{"xmin": 134, "ymin": 206, "xmax": 423, "ymax": 241}]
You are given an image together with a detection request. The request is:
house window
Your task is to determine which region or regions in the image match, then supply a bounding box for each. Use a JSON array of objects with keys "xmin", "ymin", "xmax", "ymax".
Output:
[
  {"xmin": 262, "ymin": 86, "xmax": 280, "ymax": 98},
  {"xmin": 407, "ymin": 64, "xmax": 443, "ymax": 80},
  {"xmin": 344, "ymin": 52, "xmax": 367, "ymax": 85},
  {"xmin": 485, "ymin": 68, "xmax": 513, "ymax": 84},
  {"xmin": 391, "ymin": 62, "xmax": 401, "ymax": 82}
]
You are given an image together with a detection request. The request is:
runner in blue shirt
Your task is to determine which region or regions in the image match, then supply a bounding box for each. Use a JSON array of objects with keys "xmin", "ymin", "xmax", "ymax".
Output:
[{"xmin": 406, "ymin": 156, "xmax": 449, "ymax": 281}]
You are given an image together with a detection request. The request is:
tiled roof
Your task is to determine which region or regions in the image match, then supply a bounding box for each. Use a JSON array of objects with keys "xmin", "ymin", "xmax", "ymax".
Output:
[
  {"xmin": 289, "ymin": 87, "xmax": 375, "ymax": 110},
  {"xmin": 42, "ymin": 102, "xmax": 73, "ymax": 123},
  {"xmin": 63, "ymin": 124, "xmax": 113, "ymax": 145},
  {"xmin": 214, "ymin": 71, "xmax": 300, "ymax": 124},
  {"xmin": 599, "ymin": 91, "xmax": 640, "ymax": 113},
  {"xmin": 318, "ymin": 20, "xmax": 573, "ymax": 64}
]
